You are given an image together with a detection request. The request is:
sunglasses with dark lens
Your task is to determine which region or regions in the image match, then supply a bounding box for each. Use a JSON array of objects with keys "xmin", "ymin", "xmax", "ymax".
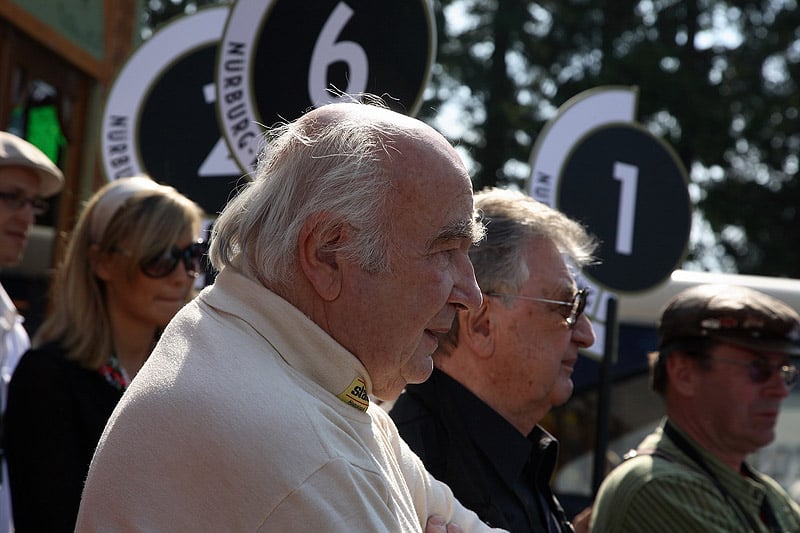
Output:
[
  {"xmin": 139, "ymin": 241, "xmax": 205, "ymax": 279},
  {"xmin": 710, "ymin": 356, "xmax": 800, "ymax": 389}
]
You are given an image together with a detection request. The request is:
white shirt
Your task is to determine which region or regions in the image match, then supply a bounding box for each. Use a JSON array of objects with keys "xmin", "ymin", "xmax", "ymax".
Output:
[{"xmin": 0, "ymin": 282, "xmax": 27, "ymax": 533}]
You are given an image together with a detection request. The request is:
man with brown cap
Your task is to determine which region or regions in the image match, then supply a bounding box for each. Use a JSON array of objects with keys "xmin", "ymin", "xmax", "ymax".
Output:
[
  {"xmin": 0, "ymin": 131, "xmax": 63, "ymax": 532},
  {"xmin": 591, "ymin": 284, "xmax": 800, "ymax": 532}
]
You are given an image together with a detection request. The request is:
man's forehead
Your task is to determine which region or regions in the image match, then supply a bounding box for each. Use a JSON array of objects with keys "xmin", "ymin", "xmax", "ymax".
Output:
[{"xmin": 0, "ymin": 167, "xmax": 42, "ymax": 192}]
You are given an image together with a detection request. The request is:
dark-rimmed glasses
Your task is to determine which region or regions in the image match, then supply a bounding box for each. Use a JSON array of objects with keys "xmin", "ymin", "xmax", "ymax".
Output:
[
  {"xmin": 116, "ymin": 241, "xmax": 205, "ymax": 279},
  {"xmin": 485, "ymin": 288, "xmax": 589, "ymax": 328},
  {"xmin": 709, "ymin": 356, "xmax": 799, "ymax": 389},
  {"xmin": 0, "ymin": 191, "xmax": 48, "ymax": 215}
]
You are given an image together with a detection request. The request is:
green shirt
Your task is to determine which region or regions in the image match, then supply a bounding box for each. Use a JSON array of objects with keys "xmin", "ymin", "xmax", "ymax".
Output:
[{"xmin": 590, "ymin": 419, "xmax": 800, "ymax": 532}]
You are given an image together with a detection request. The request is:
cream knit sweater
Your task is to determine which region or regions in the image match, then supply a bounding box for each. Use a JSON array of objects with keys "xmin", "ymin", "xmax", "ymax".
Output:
[{"xmin": 76, "ymin": 268, "xmax": 504, "ymax": 532}]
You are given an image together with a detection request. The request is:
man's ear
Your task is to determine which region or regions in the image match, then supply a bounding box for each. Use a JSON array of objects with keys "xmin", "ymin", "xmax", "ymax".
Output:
[
  {"xmin": 666, "ymin": 351, "xmax": 698, "ymax": 397},
  {"xmin": 460, "ymin": 299, "xmax": 495, "ymax": 358},
  {"xmin": 298, "ymin": 213, "xmax": 345, "ymax": 301}
]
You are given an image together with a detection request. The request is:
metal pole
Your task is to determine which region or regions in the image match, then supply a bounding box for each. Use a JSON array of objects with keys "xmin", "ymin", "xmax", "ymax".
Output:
[{"xmin": 592, "ymin": 296, "xmax": 618, "ymax": 496}]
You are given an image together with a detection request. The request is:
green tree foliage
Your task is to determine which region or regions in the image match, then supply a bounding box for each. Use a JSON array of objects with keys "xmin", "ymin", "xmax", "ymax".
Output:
[
  {"xmin": 141, "ymin": 0, "xmax": 232, "ymax": 39},
  {"xmin": 420, "ymin": 0, "xmax": 800, "ymax": 276}
]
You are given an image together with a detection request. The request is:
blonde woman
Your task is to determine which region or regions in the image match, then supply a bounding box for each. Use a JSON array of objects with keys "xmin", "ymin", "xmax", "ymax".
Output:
[{"xmin": 3, "ymin": 176, "xmax": 203, "ymax": 532}]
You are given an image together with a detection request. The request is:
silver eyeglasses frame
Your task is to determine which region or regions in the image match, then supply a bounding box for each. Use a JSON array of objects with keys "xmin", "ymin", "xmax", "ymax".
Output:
[{"xmin": 484, "ymin": 288, "xmax": 589, "ymax": 328}]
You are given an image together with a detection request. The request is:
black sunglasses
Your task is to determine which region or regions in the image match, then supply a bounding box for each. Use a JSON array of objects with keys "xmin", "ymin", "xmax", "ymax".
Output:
[{"xmin": 138, "ymin": 241, "xmax": 205, "ymax": 279}]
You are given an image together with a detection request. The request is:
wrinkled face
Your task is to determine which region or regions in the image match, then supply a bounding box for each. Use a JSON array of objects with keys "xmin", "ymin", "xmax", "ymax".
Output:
[
  {"xmin": 488, "ymin": 238, "xmax": 595, "ymax": 415},
  {"xmin": 96, "ymin": 234, "xmax": 197, "ymax": 333},
  {"xmin": 339, "ymin": 135, "xmax": 483, "ymax": 400},
  {"xmin": 0, "ymin": 167, "xmax": 41, "ymax": 266},
  {"xmin": 690, "ymin": 343, "xmax": 791, "ymax": 456}
]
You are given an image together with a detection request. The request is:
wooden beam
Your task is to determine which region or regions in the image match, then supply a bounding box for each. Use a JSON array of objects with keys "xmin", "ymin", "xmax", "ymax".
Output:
[{"xmin": 103, "ymin": 0, "xmax": 138, "ymax": 87}]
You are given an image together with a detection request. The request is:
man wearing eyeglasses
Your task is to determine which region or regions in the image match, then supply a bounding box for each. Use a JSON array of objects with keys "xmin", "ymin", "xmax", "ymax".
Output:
[
  {"xmin": 591, "ymin": 284, "xmax": 800, "ymax": 532},
  {"xmin": 0, "ymin": 131, "xmax": 63, "ymax": 533},
  {"xmin": 0, "ymin": 131, "xmax": 63, "ymax": 399},
  {"xmin": 390, "ymin": 187, "xmax": 598, "ymax": 532}
]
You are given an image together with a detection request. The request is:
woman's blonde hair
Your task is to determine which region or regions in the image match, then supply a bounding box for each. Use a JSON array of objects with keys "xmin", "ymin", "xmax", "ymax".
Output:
[{"xmin": 33, "ymin": 176, "xmax": 203, "ymax": 369}]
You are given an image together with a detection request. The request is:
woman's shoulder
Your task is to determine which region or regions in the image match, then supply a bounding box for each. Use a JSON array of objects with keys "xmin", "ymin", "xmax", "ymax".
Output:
[
  {"xmin": 13, "ymin": 341, "xmax": 82, "ymax": 379},
  {"xmin": 21, "ymin": 340, "xmax": 70, "ymax": 360}
]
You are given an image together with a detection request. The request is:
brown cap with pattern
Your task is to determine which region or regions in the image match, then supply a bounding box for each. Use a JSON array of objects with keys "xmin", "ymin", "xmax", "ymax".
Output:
[{"xmin": 658, "ymin": 284, "xmax": 800, "ymax": 355}]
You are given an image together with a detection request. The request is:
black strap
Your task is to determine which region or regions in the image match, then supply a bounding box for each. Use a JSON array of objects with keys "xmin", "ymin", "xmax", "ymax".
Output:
[
  {"xmin": 663, "ymin": 421, "xmax": 779, "ymax": 532},
  {"xmin": 741, "ymin": 463, "xmax": 782, "ymax": 532}
]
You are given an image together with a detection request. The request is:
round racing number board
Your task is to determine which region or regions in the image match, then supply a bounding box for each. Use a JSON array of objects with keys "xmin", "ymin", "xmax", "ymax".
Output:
[
  {"xmin": 558, "ymin": 123, "xmax": 691, "ymax": 292},
  {"xmin": 216, "ymin": 0, "xmax": 436, "ymax": 172},
  {"xmin": 101, "ymin": 7, "xmax": 241, "ymax": 216}
]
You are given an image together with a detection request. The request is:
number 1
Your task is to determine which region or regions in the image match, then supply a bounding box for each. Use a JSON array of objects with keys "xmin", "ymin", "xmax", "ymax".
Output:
[{"xmin": 613, "ymin": 162, "xmax": 638, "ymax": 255}]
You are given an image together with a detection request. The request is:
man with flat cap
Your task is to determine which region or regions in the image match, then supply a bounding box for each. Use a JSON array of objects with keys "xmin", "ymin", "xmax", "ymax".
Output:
[
  {"xmin": 591, "ymin": 284, "xmax": 800, "ymax": 532},
  {"xmin": 0, "ymin": 131, "xmax": 63, "ymax": 532}
]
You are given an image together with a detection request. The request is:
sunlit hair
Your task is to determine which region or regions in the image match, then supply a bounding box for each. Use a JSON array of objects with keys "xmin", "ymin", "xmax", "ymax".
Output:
[
  {"xmin": 436, "ymin": 187, "xmax": 598, "ymax": 356},
  {"xmin": 33, "ymin": 176, "xmax": 203, "ymax": 369},
  {"xmin": 210, "ymin": 98, "xmax": 484, "ymax": 291}
]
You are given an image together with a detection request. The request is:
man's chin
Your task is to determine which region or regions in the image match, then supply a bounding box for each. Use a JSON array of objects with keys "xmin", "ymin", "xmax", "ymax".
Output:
[
  {"xmin": 551, "ymin": 380, "xmax": 574, "ymax": 407},
  {"xmin": 402, "ymin": 355, "xmax": 435, "ymax": 386},
  {"xmin": 372, "ymin": 351, "xmax": 435, "ymax": 402},
  {"xmin": 0, "ymin": 248, "xmax": 25, "ymax": 267}
]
